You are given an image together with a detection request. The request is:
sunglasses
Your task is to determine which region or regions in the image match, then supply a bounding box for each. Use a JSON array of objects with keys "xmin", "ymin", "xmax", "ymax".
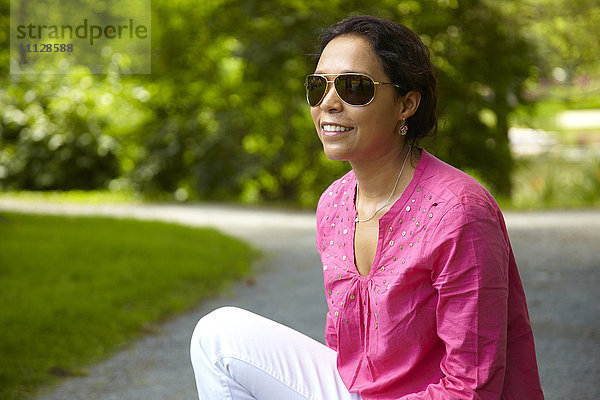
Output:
[{"xmin": 305, "ymin": 73, "xmax": 400, "ymax": 107}]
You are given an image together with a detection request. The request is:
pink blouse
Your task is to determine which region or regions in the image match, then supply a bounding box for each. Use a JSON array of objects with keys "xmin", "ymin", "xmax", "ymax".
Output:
[{"xmin": 316, "ymin": 149, "xmax": 544, "ymax": 400}]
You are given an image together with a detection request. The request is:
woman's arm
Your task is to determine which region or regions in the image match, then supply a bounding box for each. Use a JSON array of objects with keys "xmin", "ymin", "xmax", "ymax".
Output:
[
  {"xmin": 404, "ymin": 202, "xmax": 510, "ymax": 400},
  {"xmin": 316, "ymin": 186, "xmax": 340, "ymax": 352},
  {"xmin": 325, "ymin": 311, "xmax": 338, "ymax": 351}
]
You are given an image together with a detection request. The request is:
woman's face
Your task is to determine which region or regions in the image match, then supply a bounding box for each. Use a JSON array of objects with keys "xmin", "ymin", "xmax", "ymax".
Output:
[{"xmin": 310, "ymin": 34, "xmax": 406, "ymax": 162}]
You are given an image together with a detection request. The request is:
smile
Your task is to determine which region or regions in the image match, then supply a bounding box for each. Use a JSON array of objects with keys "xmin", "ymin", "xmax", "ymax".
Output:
[{"xmin": 322, "ymin": 124, "xmax": 354, "ymax": 135}]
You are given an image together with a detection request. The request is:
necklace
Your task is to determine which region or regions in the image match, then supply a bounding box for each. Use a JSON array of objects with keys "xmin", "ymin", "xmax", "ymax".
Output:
[{"xmin": 355, "ymin": 146, "xmax": 412, "ymax": 223}]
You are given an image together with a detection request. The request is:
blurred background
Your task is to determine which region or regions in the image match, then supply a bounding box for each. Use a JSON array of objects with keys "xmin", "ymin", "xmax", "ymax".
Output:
[
  {"xmin": 1, "ymin": 1, "xmax": 600, "ymax": 399},
  {"xmin": 1, "ymin": 0, "xmax": 599, "ymax": 208}
]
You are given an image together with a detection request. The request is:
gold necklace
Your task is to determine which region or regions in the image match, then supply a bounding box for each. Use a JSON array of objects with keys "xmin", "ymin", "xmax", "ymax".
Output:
[{"xmin": 355, "ymin": 146, "xmax": 411, "ymax": 223}]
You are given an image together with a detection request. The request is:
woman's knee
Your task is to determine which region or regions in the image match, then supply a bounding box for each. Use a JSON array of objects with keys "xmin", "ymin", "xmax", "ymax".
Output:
[
  {"xmin": 193, "ymin": 306, "xmax": 250, "ymax": 334},
  {"xmin": 191, "ymin": 306, "xmax": 250, "ymax": 357}
]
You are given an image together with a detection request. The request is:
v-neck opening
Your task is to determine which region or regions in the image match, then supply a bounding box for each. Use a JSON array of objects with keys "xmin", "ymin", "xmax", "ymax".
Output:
[{"xmin": 350, "ymin": 148, "xmax": 428, "ymax": 279}]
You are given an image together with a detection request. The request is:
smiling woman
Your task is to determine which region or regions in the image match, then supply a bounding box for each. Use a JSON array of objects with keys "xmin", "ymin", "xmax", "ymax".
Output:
[
  {"xmin": 310, "ymin": 34, "xmax": 413, "ymax": 164},
  {"xmin": 190, "ymin": 15, "xmax": 545, "ymax": 400}
]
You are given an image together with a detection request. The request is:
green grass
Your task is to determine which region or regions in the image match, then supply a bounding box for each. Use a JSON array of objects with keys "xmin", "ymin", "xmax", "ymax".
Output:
[
  {"xmin": 511, "ymin": 80, "xmax": 600, "ymax": 133},
  {"xmin": 0, "ymin": 190, "xmax": 140, "ymax": 204},
  {"xmin": 0, "ymin": 212, "xmax": 256, "ymax": 400}
]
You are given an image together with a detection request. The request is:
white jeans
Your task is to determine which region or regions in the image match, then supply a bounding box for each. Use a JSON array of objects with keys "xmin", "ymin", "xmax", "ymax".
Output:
[{"xmin": 190, "ymin": 306, "xmax": 363, "ymax": 400}]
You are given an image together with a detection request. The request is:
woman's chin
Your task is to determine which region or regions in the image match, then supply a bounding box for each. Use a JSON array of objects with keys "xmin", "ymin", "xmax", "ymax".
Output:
[{"xmin": 322, "ymin": 145, "xmax": 352, "ymax": 161}]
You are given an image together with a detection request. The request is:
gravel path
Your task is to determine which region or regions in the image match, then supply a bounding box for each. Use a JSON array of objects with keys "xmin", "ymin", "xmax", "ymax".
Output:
[{"xmin": 1, "ymin": 200, "xmax": 598, "ymax": 400}]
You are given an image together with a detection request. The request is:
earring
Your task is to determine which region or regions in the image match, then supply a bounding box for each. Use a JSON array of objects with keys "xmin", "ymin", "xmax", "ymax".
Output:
[{"xmin": 399, "ymin": 119, "xmax": 408, "ymax": 136}]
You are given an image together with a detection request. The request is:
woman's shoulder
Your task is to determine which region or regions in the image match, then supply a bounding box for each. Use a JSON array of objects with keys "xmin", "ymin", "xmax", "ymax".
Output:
[
  {"xmin": 416, "ymin": 150, "xmax": 510, "ymax": 249},
  {"xmin": 317, "ymin": 170, "xmax": 356, "ymax": 206},
  {"xmin": 418, "ymin": 149, "xmax": 502, "ymax": 218},
  {"xmin": 315, "ymin": 170, "xmax": 355, "ymax": 227}
]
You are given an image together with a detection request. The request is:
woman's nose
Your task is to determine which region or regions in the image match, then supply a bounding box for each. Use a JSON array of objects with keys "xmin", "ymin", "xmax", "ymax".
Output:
[{"xmin": 319, "ymin": 81, "xmax": 343, "ymax": 111}]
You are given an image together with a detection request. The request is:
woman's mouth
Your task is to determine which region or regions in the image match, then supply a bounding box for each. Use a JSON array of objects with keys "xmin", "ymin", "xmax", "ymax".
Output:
[{"xmin": 321, "ymin": 124, "xmax": 354, "ymax": 136}]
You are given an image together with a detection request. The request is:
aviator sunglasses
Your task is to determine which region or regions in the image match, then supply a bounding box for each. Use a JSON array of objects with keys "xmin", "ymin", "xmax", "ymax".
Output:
[{"xmin": 305, "ymin": 73, "xmax": 400, "ymax": 107}]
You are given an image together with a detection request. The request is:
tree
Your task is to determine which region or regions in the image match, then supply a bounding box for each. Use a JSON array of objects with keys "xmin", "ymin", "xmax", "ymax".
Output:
[{"xmin": 1, "ymin": 0, "xmax": 539, "ymax": 203}]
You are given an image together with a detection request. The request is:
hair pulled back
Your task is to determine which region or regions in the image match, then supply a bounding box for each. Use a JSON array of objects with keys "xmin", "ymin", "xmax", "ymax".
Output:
[{"xmin": 316, "ymin": 15, "xmax": 438, "ymax": 143}]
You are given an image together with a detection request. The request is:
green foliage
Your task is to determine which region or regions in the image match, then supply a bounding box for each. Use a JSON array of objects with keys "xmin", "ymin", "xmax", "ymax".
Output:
[
  {"xmin": 131, "ymin": 0, "xmax": 533, "ymax": 201},
  {"xmin": 509, "ymin": 156, "xmax": 600, "ymax": 209},
  {"xmin": 0, "ymin": 0, "xmax": 573, "ymax": 204},
  {"xmin": 0, "ymin": 67, "xmax": 152, "ymax": 190},
  {"xmin": 404, "ymin": 0, "xmax": 530, "ymax": 195},
  {"xmin": 517, "ymin": 0, "xmax": 600, "ymax": 79},
  {"xmin": 0, "ymin": 212, "xmax": 254, "ymax": 400}
]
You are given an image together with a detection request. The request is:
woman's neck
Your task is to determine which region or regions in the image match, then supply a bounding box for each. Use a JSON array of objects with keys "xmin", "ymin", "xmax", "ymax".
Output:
[{"xmin": 351, "ymin": 144, "xmax": 415, "ymax": 202}]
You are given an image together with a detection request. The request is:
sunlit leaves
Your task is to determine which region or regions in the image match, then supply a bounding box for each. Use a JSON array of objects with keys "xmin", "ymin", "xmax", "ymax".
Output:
[{"xmin": 2, "ymin": 0, "xmax": 579, "ymax": 202}]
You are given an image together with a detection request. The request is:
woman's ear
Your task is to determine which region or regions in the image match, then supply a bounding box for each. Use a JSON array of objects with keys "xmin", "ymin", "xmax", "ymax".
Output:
[{"xmin": 398, "ymin": 90, "xmax": 421, "ymax": 120}]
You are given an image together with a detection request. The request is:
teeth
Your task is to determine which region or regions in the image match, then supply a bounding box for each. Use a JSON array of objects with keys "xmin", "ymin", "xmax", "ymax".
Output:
[{"xmin": 323, "ymin": 124, "xmax": 352, "ymax": 132}]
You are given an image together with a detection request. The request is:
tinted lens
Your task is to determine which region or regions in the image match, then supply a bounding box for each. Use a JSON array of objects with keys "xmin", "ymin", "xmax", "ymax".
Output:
[
  {"xmin": 306, "ymin": 75, "xmax": 327, "ymax": 106},
  {"xmin": 335, "ymin": 74, "xmax": 374, "ymax": 105}
]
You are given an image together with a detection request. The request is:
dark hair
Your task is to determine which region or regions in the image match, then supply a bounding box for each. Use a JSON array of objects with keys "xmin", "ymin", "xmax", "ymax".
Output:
[{"xmin": 315, "ymin": 15, "xmax": 438, "ymax": 144}]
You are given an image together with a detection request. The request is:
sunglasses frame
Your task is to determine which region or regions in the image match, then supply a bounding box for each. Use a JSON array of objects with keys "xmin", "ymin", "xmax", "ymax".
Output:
[{"xmin": 305, "ymin": 73, "xmax": 400, "ymax": 107}]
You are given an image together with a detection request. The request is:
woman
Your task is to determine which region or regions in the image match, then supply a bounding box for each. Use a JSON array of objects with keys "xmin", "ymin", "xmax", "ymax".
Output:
[{"xmin": 190, "ymin": 15, "xmax": 544, "ymax": 400}]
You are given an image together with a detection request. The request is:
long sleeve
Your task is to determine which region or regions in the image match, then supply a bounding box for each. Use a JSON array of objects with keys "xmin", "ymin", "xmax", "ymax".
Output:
[
  {"xmin": 316, "ymin": 182, "xmax": 342, "ymax": 352},
  {"xmin": 325, "ymin": 311, "xmax": 338, "ymax": 351},
  {"xmin": 402, "ymin": 202, "xmax": 510, "ymax": 400},
  {"xmin": 314, "ymin": 152, "xmax": 542, "ymax": 400}
]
